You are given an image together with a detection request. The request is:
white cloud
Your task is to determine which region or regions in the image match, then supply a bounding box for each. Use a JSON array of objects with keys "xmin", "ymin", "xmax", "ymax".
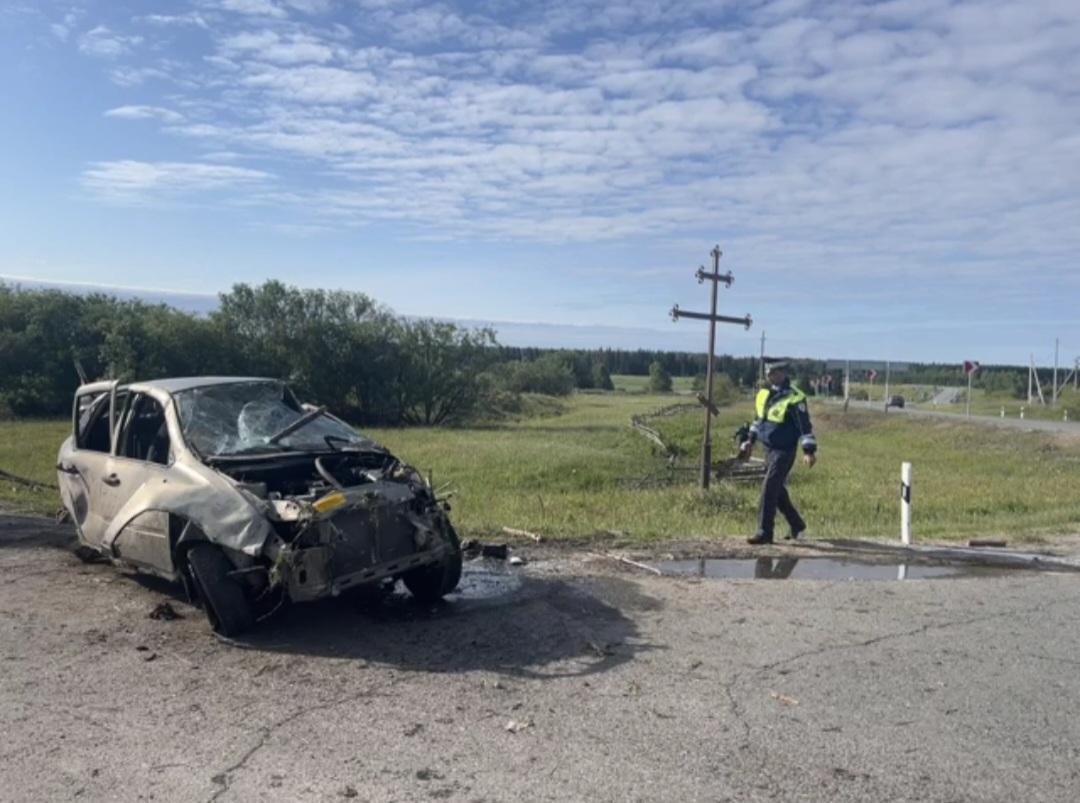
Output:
[
  {"xmin": 141, "ymin": 13, "xmax": 210, "ymax": 29},
  {"xmin": 81, "ymin": 161, "xmax": 273, "ymax": 199},
  {"xmin": 104, "ymin": 105, "xmax": 184, "ymax": 123},
  {"xmin": 69, "ymin": 0, "xmax": 1080, "ymax": 281},
  {"xmin": 205, "ymin": 0, "xmax": 288, "ymax": 18},
  {"xmin": 241, "ymin": 64, "xmax": 378, "ymax": 103},
  {"xmin": 78, "ymin": 25, "xmax": 142, "ymax": 58},
  {"xmin": 50, "ymin": 11, "xmax": 79, "ymax": 42},
  {"xmin": 220, "ymin": 30, "xmax": 336, "ymax": 64},
  {"xmin": 281, "ymin": 0, "xmax": 335, "ymax": 12}
]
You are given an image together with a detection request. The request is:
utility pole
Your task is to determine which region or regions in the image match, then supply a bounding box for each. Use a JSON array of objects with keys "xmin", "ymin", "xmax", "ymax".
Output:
[
  {"xmin": 759, "ymin": 331, "xmax": 766, "ymax": 382},
  {"xmin": 1053, "ymin": 338, "xmax": 1059, "ymax": 406},
  {"xmin": 884, "ymin": 360, "xmax": 891, "ymax": 409},
  {"xmin": 671, "ymin": 245, "xmax": 753, "ymax": 490}
]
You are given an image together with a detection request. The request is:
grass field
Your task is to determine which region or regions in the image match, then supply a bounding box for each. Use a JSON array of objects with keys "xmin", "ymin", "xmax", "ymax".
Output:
[
  {"xmin": 4, "ymin": 392, "xmax": 1080, "ymax": 543},
  {"xmin": 610, "ymin": 374, "xmax": 695, "ymax": 393}
]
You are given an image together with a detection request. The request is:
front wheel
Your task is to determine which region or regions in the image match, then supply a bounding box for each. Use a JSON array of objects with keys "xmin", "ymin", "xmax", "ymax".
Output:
[
  {"xmin": 186, "ymin": 544, "xmax": 255, "ymax": 637},
  {"xmin": 403, "ymin": 526, "xmax": 462, "ymax": 603}
]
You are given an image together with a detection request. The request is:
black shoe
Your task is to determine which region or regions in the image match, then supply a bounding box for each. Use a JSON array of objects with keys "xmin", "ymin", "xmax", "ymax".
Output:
[
  {"xmin": 785, "ymin": 526, "xmax": 806, "ymax": 541},
  {"xmin": 747, "ymin": 533, "xmax": 773, "ymax": 545}
]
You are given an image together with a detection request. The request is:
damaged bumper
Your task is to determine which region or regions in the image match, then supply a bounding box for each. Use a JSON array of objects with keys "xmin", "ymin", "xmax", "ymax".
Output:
[
  {"xmin": 280, "ymin": 540, "xmax": 450, "ymax": 602},
  {"xmin": 266, "ymin": 481, "xmax": 452, "ymax": 603}
]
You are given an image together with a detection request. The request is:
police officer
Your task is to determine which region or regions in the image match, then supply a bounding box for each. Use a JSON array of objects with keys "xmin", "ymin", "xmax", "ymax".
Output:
[{"xmin": 738, "ymin": 360, "xmax": 817, "ymax": 544}]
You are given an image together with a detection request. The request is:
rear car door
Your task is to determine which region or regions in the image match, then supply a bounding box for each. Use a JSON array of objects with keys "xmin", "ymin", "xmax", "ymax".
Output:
[
  {"xmin": 57, "ymin": 382, "xmax": 123, "ymax": 549},
  {"xmin": 101, "ymin": 392, "xmax": 175, "ymax": 575}
]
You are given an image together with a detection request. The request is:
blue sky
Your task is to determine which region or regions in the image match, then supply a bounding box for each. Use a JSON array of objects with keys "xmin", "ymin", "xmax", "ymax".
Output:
[{"xmin": 1, "ymin": 0, "xmax": 1078, "ymax": 365}]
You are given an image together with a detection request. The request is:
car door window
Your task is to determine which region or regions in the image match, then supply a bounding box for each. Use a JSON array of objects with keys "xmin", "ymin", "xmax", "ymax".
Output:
[
  {"xmin": 76, "ymin": 392, "xmax": 111, "ymax": 452},
  {"xmin": 119, "ymin": 394, "xmax": 171, "ymax": 465}
]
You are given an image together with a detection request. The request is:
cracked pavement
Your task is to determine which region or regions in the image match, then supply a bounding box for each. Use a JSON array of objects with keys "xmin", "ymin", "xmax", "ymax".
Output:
[{"xmin": 2, "ymin": 515, "xmax": 1079, "ymax": 802}]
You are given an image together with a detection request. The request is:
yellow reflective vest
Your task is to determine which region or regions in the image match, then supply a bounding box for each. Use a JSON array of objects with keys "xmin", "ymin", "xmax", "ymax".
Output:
[{"xmin": 755, "ymin": 386, "xmax": 808, "ymax": 423}]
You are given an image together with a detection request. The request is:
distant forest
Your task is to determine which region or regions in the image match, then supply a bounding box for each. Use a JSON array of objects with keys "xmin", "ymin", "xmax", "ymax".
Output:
[{"xmin": 0, "ymin": 281, "xmax": 1051, "ymax": 423}]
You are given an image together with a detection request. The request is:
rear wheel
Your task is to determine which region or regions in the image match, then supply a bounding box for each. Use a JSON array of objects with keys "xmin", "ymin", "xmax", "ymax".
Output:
[
  {"xmin": 186, "ymin": 544, "xmax": 255, "ymax": 637},
  {"xmin": 403, "ymin": 526, "xmax": 462, "ymax": 603}
]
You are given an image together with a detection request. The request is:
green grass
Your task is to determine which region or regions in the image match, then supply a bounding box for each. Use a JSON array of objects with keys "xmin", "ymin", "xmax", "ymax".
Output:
[
  {"xmin": 5, "ymin": 393, "xmax": 1080, "ymax": 543},
  {"xmin": 0, "ymin": 418, "xmax": 70, "ymax": 516},
  {"xmin": 610, "ymin": 374, "xmax": 695, "ymax": 393}
]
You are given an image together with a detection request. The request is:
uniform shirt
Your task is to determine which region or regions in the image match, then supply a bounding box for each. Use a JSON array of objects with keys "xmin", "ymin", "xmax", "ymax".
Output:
[{"xmin": 748, "ymin": 379, "xmax": 817, "ymax": 453}]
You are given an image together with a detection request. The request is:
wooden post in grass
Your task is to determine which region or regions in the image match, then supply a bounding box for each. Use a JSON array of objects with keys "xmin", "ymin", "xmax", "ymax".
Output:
[{"xmin": 670, "ymin": 245, "xmax": 752, "ymax": 490}]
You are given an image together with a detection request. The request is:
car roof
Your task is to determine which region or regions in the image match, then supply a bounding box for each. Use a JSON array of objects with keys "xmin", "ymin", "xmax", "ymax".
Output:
[{"xmin": 129, "ymin": 376, "xmax": 280, "ymax": 394}]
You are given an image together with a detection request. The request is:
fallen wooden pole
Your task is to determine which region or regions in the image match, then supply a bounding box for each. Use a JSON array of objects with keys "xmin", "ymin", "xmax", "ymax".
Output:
[
  {"xmin": 588, "ymin": 552, "xmax": 662, "ymax": 576},
  {"xmin": 501, "ymin": 526, "xmax": 542, "ymax": 543}
]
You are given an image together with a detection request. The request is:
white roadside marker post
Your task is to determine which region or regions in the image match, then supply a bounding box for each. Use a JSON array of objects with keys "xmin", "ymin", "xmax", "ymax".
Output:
[{"xmin": 901, "ymin": 462, "xmax": 912, "ymax": 546}]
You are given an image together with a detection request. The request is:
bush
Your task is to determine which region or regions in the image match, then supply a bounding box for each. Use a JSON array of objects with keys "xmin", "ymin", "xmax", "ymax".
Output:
[
  {"xmin": 496, "ymin": 354, "xmax": 576, "ymax": 396},
  {"xmin": 592, "ymin": 363, "xmax": 615, "ymax": 391},
  {"xmin": 692, "ymin": 373, "xmax": 739, "ymax": 405},
  {"xmin": 648, "ymin": 361, "xmax": 673, "ymax": 393},
  {"xmin": 979, "ymin": 370, "xmax": 1025, "ymax": 399}
]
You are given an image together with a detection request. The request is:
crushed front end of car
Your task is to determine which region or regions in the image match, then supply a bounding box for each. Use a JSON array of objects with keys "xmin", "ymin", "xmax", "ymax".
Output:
[
  {"xmin": 172, "ymin": 380, "xmax": 463, "ymax": 632},
  {"xmin": 256, "ymin": 462, "xmax": 460, "ymax": 604}
]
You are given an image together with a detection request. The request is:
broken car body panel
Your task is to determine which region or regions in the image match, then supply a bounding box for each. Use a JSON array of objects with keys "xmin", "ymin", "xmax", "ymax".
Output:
[{"xmin": 57, "ymin": 377, "xmax": 457, "ymax": 608}]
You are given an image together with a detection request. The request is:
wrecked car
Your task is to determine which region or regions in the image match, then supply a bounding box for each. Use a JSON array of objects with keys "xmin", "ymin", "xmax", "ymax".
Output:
[{"xmin": 56, "ymin": 377, "xmax": 461, "ymax": 636}]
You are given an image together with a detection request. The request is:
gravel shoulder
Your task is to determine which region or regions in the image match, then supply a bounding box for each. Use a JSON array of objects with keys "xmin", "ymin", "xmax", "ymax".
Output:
[{"xmin": 2, "ymin": 516, "xmax": 1079, "ymax": 802}]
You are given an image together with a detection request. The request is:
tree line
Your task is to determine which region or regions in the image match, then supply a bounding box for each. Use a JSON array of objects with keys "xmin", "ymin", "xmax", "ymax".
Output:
[
  {"xmin": 0, "ymin": 281, "xmax": 1054, "ymax": 422},
  {"xmin": 0, "ymin": 281, "xmax": 495, "ymax": 424}
]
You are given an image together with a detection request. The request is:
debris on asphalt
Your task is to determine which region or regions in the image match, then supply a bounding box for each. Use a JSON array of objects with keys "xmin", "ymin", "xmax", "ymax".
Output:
[
  {"xmin": 72, "ymin": 546, "xmax": 107, "ymax": 564},
  {"xmin": 148, "ymin": 602, "xmax": 182, "ymax": 621},
  {"xmin": 404, "ymin": 723, "xmax": 424, "ymax": 737},
  {"xmin": 587, "ymin": 640, "xmax": 616, "ymax": 657},
  {"xmin": 341, "ymin": 785, "xmax": 358, "ymax": 798},
  {"xmin": 770, "ymin": 692, "xmax": 799, "ymax": 706},
  {"xmin": 505, "ymin": 718, "xmax": 533, "ymax": 733},
  {"xmin": 509, "ymin": 556, "xmax": 526, "ymax": 566},
  {"xmin": 502, "ymin": 526, "xmax": 542, "ymax": 542}
]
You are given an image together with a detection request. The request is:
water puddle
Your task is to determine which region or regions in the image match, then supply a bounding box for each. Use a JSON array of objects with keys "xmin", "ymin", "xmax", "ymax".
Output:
[
  {"xmin": 655, "ymin": 557, "xmax": 1012, "ymax": 581},
  {"xmin": 447, "ymin": 560, "xmax": 524, "ymax": 600}
]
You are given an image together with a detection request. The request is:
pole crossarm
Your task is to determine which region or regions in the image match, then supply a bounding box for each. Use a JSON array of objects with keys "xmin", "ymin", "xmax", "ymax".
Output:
[
  {"xmin": 696, "ymin": 267, "xmax": 734, "ymax": 286},
  {"xmin": 670, "ymin": 305, "xmax": 752, "ymax": 329}
]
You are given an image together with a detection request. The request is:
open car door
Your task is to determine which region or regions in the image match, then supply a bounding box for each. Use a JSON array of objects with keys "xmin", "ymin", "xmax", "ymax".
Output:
[{"xmin": 57, "ymin": 380, "xmax": 122, "ymax": 549}]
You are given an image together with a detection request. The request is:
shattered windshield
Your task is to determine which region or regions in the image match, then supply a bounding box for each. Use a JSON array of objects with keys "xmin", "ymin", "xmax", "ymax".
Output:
[{"xmin": 173, "ymin": 381, "xmax": 375, "ymax": 458}]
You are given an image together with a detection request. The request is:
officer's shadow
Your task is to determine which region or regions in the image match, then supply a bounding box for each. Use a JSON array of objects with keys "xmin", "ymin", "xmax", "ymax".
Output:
[{"xmin": 754, "ymin": 557, "xmax": 798, "ymax": 579}]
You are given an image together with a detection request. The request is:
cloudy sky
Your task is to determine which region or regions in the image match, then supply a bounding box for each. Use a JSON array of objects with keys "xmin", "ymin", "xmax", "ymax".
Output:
[{"xmin": 2, "ymin": 0, "xmax": 1078, "ymax": 364}]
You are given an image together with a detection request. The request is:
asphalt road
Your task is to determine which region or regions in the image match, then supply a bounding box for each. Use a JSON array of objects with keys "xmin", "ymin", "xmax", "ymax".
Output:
[
  {"xmin": 836, "ymin": 399, "xmax": 1080, "ymax": 435},
  {"xmin": 2, "ymin": 516, "xmax": 1079, "ymax": 802}
]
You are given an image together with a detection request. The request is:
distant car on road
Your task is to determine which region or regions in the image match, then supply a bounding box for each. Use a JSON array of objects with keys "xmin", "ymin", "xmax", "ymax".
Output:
[
  {"xmin": 56, "ymin": 377, "xmax": 462, "ymax": 636},
  {"xmin": 887, "ymin": 395, "xmax": 906, "ymax": 409}
]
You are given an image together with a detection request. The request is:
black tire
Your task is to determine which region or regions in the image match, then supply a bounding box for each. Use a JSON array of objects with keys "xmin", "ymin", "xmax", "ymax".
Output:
[
  {"xmin": 186, "ymin": 544, "xmax": 255, "ymax": 637},
  {"xmin": 403, "ymin": 526, "xmax": 463, "ymax": 603}
]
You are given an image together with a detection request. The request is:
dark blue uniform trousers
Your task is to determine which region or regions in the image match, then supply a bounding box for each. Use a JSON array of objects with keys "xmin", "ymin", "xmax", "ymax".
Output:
[{"xmin": 756, "ymin": 448, "xmax": 806, "ymax": 539}]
